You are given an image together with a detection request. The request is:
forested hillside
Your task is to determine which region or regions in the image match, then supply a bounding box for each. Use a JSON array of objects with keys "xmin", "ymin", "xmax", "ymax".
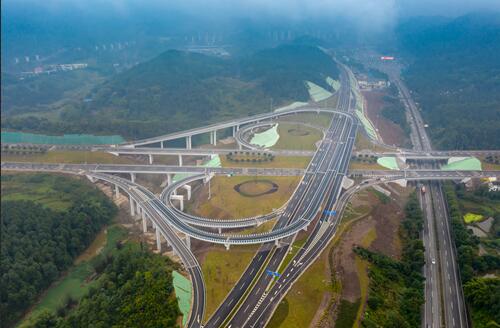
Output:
[
  {"xmin": 25, "ymin": 246, "xmax": 180, "ymax": 328},
  {"xmin": 399, "ymin": 13, "xmax": 500, "ymax": 150},
  {"xmin": 0, "ymin": 174, "xmax": 117, "ymax": 326},
  {"xmin": 2, "ymin": 44, "xmax": 338, "ymax": 139}
]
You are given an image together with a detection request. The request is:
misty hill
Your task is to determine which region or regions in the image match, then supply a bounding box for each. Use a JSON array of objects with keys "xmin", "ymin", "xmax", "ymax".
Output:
[
  {"xmin": 3, "ymin": 45, "xmax": 338, "ymax": 139},
  {"xmin": 399, "ymin": 13, "xmax": 500, "ymax": 150}
]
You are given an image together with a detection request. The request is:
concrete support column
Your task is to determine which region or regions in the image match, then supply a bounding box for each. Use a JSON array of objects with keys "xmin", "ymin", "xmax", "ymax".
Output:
[
  {"xmin": 185, "ymin": 235, "xmax": 191, "ymax": 249},
  {"xmin": 156, "ymin": 226, "xmax": 162, "ymax": 252},
  {"xmin": 212, "ymin": 130, "xmax": 217, "ymax": 146},
  {"xmin": 232, "ymin": 126, "xmax": 236, "ymax": 137},
  {"xmin": 148, "ymin": 154, "xmax": 153, "ymax": 165},
  {"xmin": 303, "ymin": 224, "xmax": 308, "ymax": 232},
  {"xmin": 275, "ymin": 239, "xmax": 280, "ymax": 247},
  {"xmin": 130, "ymin": 196, "xmax": 135, "ymax": 216},
  {"xmin": 130, "ymin": 173, "xmax": 136, "ymax": 183},
  {"xmin": 238, "ymin": 142, "xmax": 243, "ymax": 150},
  {"xmin": 225, "ymin": 243, "xmax": 230, "ymax": 251},
  {"xmin": 186, "ymin": 136, "xmax": 192, "ymax": 150},
  {"xmin": 136, "ymin": 202, "xmax": 141, "ymax": 220},
  {"xmin": 167, "ymin": 174, "xmax": 172, "ymax": 185},
  {"xmin": 160, "ymin": 141, "xmax": 164, "ymax": 149},
  {"xmin": 114, "ymin": 184, "xmax": 120, "ymax": 199},
  {"xmin": 182, "ymin": 185, "xmax": 192, "ymax": 200},
  {"xmin": 178, "ymin": 155, "xmax": 183, "ymax": 166},
  {"xmin": 210, "ymin": 132, "xmax": 213, "ymax": 145},
  {"xmin": 142, "ymin": 215, "xmax": 148, "ymax": 233},
  {"xmin": 171, "ymin": 195, "xmax": 184, "ymax": 211},
  {"xmin": 218, "ymin": 227, "xmax": 222, "ymax": 234}
]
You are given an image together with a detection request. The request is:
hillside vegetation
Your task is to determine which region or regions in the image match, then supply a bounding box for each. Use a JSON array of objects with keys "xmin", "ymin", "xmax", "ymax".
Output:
[
  {"xmin": 0, "ymin": 174, "xmax": 117, "ymax": 326},
  {"xmin": 399, "ymin": 13, "xmax": 500, "ymax": 149},
  {"xmin": 443, "ymin": 183, "xmax": 500, "ymax": 327},
  {"xmin": 2, "ymin": 45, "xmax": 338, "ymax": 139},
  {"xmin": 25, "ymin": 245, "xmax": 180, "ymax": 328}
]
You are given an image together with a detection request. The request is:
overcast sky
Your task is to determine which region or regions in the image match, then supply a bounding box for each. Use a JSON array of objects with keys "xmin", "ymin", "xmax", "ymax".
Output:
[{"xmin": 4, "ymin": 0, "xmax": 500, "ymax": 33}]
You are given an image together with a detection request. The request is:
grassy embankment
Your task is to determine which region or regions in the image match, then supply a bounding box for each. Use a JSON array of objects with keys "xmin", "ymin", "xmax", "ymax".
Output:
[
  {"xmin": 268, "ymin": 189, "xmax": 375, "ymax": 328},
  {"xmin": 2, "ymin": 151, "xmax": 136, "ymax": 164}
]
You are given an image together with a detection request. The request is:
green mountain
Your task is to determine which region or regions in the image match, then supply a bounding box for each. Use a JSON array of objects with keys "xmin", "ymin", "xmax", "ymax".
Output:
[
  {"xmin": 2, "ymin": 45, "xmax": 338, "ymax": 140},
  {"xmin": 399, "ymin": 13, "xmax": 500, "ymax": 150}
]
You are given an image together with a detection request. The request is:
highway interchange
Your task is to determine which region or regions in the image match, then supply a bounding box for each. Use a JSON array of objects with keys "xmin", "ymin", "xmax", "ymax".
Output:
[{"xmin": 2, "ymin": 57, "xmax": 499, "ymax": 328}]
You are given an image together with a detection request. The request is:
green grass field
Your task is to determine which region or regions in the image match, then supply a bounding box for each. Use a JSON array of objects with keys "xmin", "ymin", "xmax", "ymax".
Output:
[
  {"xmin": 336, "ymin": 299, "xmax": 361, "ymax": 328},
  {"xmin": 278, "ymin": 112, "xmax": 333, "ymax": 129},
  {"xmin": 272, "ymin": 123, "xmax": 323, "ymax": 151},
  {"xmin": 1, "ymin": 173, "xmax": 101, "ymax": 211},
  {"xmin": 188, "ymin": 176, "xmax": 300, "ymax": 219},
  {"xmin": 464, "ymin": 213, "xmax": 484, "ymax": 224},
  {"xmin": 200, "ymin": 245, "xmax": 260, "ymax": 321},
  {"xmin": 267, "ymin": 246, "xmax": 332, "ymax": 328}
]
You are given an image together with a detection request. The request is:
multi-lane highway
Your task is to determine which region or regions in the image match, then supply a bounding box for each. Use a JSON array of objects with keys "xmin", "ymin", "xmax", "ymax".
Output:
[
  {"xmin": 393, "ymin": 72, "xmax": 469, "ymax": 328},
  {"xmin": 201, "ymin": 63, "xmax": 356, "ymax": 327},
  {"xmin": 3, "ymin": 54, "xmax": 497, "ymax": 328}
]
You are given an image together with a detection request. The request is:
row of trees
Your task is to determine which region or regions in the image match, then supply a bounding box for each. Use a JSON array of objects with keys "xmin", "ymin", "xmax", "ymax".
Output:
[
  {"xmin": 1, "ymin": 179, "xmax": 116, "ymax": 326},
  {"xmin": 354, "ymin": 192, "xmax": 425, "ymax": 328},
  {"xmin": 443, "ymin": 183, "xmax": 500, "ymax": 326},
  {"xmin": 226, "ymin": 151, "xmax": 275, "ymax": 163},
  {"xmin": 26, "ymin": 246, "xmax": 181, "ymax": 328}
]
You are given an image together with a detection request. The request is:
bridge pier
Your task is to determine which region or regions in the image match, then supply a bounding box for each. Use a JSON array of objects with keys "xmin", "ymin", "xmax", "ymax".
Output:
[
  {"xmin": 114, "ymin": 184, "xmax": 120, "ymax": 199},
  {"xmin": 184, "ymin": 235, "xmax": 191, "ymax": 249},
  {"xmin": 218, "ymin": 227, "xmax": 222, "ymax": 234},
  {"xmin": 303, "ymin": 224, "xmax": 308, "ymax": 232},
  {"xmin": 142, "ymin": 215, "xmax": 148, "ymax": 233},
  {"xmin": 129, "ymin": 197, "xmax": 135, "ymax": 216},
  {"xmin": 178, "ymin": 155, "xmax": 183, "ymax": 166},
  {"xmin": 130, "ymin": 173, "xmax": 136, "ymax": 183},
  {"xmin": 136, "ymin": 201, "xmax": 141, "ymax": 220},
  {"xmin": 171, "ymin": 194, "xmax": 184, "ymax": 211},
  {"xmin": 225, "ymin": 243, "xmax": 230, "ymax": 251},
  {"xmin": 167, "ymin": 174, "xmax": 172, "ymax": 186},
  {"xmin": 160, "ymin": 141, "xmax": 164, "ymax": 149},
  {"xmin": 212, "ymin": 130, "xmax": 217, "ymax": 146},
  {"xmin": 186, "ymin": 136, "xmax": 192, "ymax": 150},
  {"xmin": 182, "ymin": 185, "xmax": 192, "ymax": 200},
  {"xmin": 275, "ymin": 239, "xmax": 280, "ymax": 247},
  {"xmin": 148, "ymin": 154, "xmax": 153, "ymax": 165},
  {"xmin": 155, "ymin": 225, "xmax": 162, "ymax": 252}
]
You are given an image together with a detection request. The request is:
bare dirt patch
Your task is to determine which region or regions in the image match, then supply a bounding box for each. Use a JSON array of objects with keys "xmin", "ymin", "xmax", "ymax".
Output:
[
  {"xmin": 362, "ymin": 91, "xmax": 406, "ymax": 147},
  {"xmin": 334, "ymin": 216, "xmax": 376, "ymax": 302}
]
